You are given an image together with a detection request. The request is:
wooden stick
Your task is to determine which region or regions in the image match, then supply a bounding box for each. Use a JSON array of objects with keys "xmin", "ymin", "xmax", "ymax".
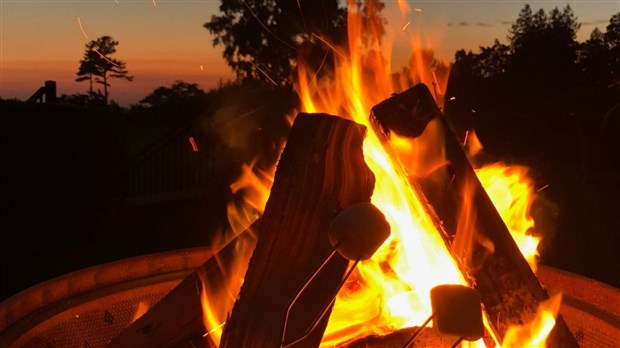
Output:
[
  {"xmin": 369, "ymin": 84, "xmax": 577, "ymax": 347},
  {"xmin": 220, "ymin": 113, "xmax": 375, "ymax": 347}
]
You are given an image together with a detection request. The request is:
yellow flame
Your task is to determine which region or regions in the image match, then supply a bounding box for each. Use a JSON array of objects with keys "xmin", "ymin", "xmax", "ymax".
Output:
[
  {"xmin": 475, "ymin": 164, "xmax": 540, "ymax": 272},
  {"xmin": 296, "ymin": 2, "xmax": 466, "ymax": 344},
  {"xmin": 397, "ymin": 0, "xmax": 411, "ymax": 16},
  {"xmin": 503, "ymin": 293, "xmax": 563, "ymax": 347}
]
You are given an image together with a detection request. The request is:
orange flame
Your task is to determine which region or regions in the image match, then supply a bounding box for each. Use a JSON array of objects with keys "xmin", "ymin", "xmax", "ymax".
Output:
[
  {"xmin": 130, "ymin": 301, "xmax": 149, "ymax": 323},
  {"xmin": 475, "ymin": 164, "xmax": 540, "ymax": 272},
  {"xmin": 297, "ymin": 2, "xmax": 467, "ymax": 344},
  {"xmin": 503, "ymin": 293, "xmax": 563, "ymax": 347},
  {"xmin": 199, "ymin": 162, "xmax": 275, "ymax": 345},
  {"xmin": 202, "ymin": 2, "xmax": 555, "ymax": 346}
]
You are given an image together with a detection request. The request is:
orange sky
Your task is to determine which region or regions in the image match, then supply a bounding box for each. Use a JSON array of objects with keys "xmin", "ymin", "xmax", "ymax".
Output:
[{"xmin": 1, "ymin": 1, "xmax": 617, "ymax": 106}]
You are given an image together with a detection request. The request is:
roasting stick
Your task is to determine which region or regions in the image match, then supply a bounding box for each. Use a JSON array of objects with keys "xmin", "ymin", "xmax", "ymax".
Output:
[{"xmin": 281, "ymin": 202, "xmax": 391, "ymax": 348}]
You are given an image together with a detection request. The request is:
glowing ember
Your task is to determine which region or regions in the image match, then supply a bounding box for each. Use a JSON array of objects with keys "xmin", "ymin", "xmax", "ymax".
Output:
[{"xmin": 188, "ymin": 136, "xmax": 199, "ymax": 152}]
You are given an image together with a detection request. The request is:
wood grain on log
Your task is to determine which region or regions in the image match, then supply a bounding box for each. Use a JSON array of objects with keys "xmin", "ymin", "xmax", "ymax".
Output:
[{"xmin": 220, "ymin": 113, "xmax": 375, "ymax": 348}]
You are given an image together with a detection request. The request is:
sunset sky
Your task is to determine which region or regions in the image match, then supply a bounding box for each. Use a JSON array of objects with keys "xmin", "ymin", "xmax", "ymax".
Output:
[{"xmin": 1, "ymin": 1, "xmax": 618, "ymax": 106}]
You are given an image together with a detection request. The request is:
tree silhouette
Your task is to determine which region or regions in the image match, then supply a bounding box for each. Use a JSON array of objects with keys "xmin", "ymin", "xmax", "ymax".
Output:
[
  {"xmin": 204, "ymin": 0, "xmax": 386, "ymax": 86},
  {"xmin": 578, "ymin": 28, "xmax": 611, "ymax": 89},
  {"xmin": 76, "ymin": 36, "xmax": 133, "ymax": 105},
  {"xmin": 131, "ymin": 81, "xmax": 209, "ymax": 125},
  {"xmin": 605, "ymin": 13, "xmax": 620, "ymax": 90},
  {"xmin": 445, "ymin": 5, "xmax": 620, "ymax": 116},
  {"xmin": 204, "ymin": 0, "xmax": 347, "ymax": 86},
  {"xmin": 139, "ymin": 81, "xmax": 207, "ymax": 109},
  {"xmin": 509, "ymin": 5, "xmax": 580, "ymax": 89}
]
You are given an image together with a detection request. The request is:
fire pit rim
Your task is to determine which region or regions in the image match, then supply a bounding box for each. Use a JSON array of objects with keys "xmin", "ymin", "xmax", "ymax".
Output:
[
  {"xmin": 1, "ymin": 247, "xmax": 618, "ymax": 346},
  {"xmin": 0, "ymin": 247, "xmax": 215, "ymax": 333}
]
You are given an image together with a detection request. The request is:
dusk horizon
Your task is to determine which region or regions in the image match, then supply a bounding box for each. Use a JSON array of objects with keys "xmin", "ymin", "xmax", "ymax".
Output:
[{"xmin": 1, "ymin": 1, "xmax": 617, "ymax": 106}]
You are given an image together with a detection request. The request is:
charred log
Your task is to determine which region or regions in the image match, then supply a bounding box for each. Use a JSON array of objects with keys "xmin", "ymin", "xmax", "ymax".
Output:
[{"xmin": 369, "ymin": 84, "xmax": 577, "ymax": 347}]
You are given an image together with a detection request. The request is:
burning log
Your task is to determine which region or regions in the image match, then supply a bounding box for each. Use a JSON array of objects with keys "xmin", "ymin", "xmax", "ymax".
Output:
[
  {"xmin": 108, "ymin": 227, "xmax": 257, "ymax": 347},
  {"xmin": 220, "ymin": 113, "xmax": 375, "ymax": 347},
  {"xmin": 369, "ymin": 84, "xmax": 577, "ymax": 347},
  {"xmin": 110, "ymin": 113, "xmax": 374, "ymax": 347}
]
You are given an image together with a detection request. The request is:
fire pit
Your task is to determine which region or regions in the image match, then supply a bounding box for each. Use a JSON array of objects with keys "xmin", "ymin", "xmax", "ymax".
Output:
[{"xmin": 1, "ymin": 247, "xmax": 618, "ymax": 347}]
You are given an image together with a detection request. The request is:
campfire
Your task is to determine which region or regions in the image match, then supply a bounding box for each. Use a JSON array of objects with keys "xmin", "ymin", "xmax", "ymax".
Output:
[
  {"xmin": 6, "ymin": 2, "xmax": 613, "ymax": 348},
  {"xmin": 105, "ymin": 90, "xmax": 572, "ymax": 347},
  {"xmin": 102, "ymin": 5, "xmax": 581, "ymax": 347}
]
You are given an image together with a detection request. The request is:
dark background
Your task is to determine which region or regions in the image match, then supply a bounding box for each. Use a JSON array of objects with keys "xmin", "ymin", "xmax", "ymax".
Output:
[{"xmin": 2, "ymin": 3, "xmax": 619, "ymax": 300}]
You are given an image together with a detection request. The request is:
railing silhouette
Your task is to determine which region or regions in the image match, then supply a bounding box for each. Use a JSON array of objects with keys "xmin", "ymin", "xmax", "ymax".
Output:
[
  {"xmin": 127, "ymin": 122, "xmax": 219, "ymax": 203},
  {"xmin": 27, "ymin": 81, "xmax": 57, "ymax": 104}
]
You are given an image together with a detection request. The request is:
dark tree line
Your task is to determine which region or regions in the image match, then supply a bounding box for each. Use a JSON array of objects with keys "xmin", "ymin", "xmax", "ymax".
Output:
[
  {"xmin": 446, "ymin": 6, "xmax": 620, "ymax": 116},
  {"xmin": 443, "ymin": 6, "xmax": 620, "ymax": 287}
]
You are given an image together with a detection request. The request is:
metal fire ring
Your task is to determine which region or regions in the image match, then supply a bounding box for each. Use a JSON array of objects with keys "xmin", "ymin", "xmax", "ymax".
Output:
[{"xmin": 0, "ymin": 248, "xmax": 618, "ymax": 347}]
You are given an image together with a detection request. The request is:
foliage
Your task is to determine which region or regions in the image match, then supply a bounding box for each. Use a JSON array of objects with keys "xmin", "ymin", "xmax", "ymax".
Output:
[
  {"xmin": 507, "ymin": 4, "xmax": 580, "ymax": 87},
  {"xmin": 76, "ymin": 36, "xmax": 133, "ymax": 105},
  {"xmin": 139, "ymin": 81, "xmax": 208, "ymax": 109},
  {"xmin": 446, "ymin": 6, "xmax": 619, "ymax": 116},
  {"xmin": 605, "ymin": 13, "xmax": 620, "ymax": 89},
  {"xmin": 204, "ymin": 0, "xmax": 385, "ymax": 86},
  {"xmin": 205, "ymin": 0, "xmax": 346, "ymax": 86},
  {"xmin": 129, "ymin": 81, "xmax": 209, "ymax": 126}
]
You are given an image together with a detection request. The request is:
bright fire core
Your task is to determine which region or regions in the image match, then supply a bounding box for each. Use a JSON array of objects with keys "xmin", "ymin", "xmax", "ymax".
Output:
[{"xmin": 202, "ymin": 1, "xmax": 558, "ymax": 347}]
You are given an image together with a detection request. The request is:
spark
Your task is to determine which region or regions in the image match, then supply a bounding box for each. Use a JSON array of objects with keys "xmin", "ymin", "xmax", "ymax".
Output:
[
  {"xmin": 463, "ymin": 130, "xmax": 469, "ymax": 146},
  {"xmin": 295, "ymin": 0, "xmax": 307, "ymax": 32},
  {"xmin": 311, "ymin": 33, "xmax": 347, "ymax": 60},
  {"xmin": 189, "ymin": 137, "xmax": 199, "ymax": 152},
  {"xmin": 242, "ymin": 0, "xmax": 296, "ymax": 51},
  {"xmin": 402, "ymin": 21, "xmax": 411, "ymax": 31},
  {"xmin": 152, "ymin": 0, "xmax": 157, "ymax": 7},
  {"xmin": 536, "ymin": 184, "xmax": 550, "ymax": 192},
  {"xmin": 310, "ymin": 51, "xmax": 329, "ymax": 85},
  {"xmin": 200, "ymin": 65, "xmax": 204, "ymax": 71},
  {"xmin": 202, "ymin": 322, "xmax": 226, "ymax": 337},
  {"xmin": 450, "ymin": 96, "xmax": 456, "ymax": 101},
  {"xmin": 470, "ymin": 108, "xmax": 477, "ymax": 114},
  {"xmin": 77, "ymin": 16, "xmax": 89, "ymax": 39},
  {"xmin": 93, "ymin": 49, "xmax": 121, "ymax": 67},
  {"xmin": 414, "ymin": 8, "xmax": 422, "ymax": 12},
  {"xmin": 251, "ymin": 62, "xmax": 277, "ymax": 86}
]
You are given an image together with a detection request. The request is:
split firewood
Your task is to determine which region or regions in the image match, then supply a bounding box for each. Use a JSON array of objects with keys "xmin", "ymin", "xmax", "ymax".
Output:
[
  {"xmin": 369, "ymin": 84, "xmax": 577, "ymax": 347},
  {"xmin": 220, "ymin": 113, "xmax": 375, "ymax": 347},
  {"xmin": 108, "ymin": 225, "xmax": 257, "ymax": 347}
]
